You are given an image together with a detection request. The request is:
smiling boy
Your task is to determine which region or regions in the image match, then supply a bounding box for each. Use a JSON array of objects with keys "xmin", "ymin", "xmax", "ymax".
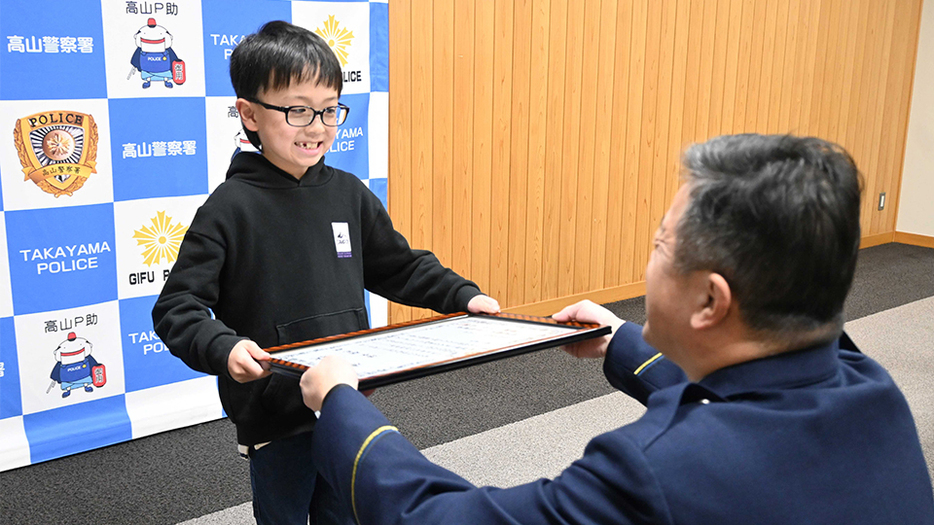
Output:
[
  {"xmin": 236, "ymin": 77, "xmax": 341, "ymax": 179},
  {"xmin": 152, "ymin": 21, "xmax": 498, "ymax": 525}
]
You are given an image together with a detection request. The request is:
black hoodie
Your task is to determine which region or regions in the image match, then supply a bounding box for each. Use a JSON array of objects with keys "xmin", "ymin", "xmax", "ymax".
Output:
[{"xmin": 152, "ymin": 152, "xmax": 481, "ymax": 445}]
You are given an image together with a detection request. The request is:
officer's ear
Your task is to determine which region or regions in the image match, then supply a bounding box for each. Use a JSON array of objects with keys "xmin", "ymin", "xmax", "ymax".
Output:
[{"xmin": 691, "ymin": 272, "xmax": 731, "ymax": 330}]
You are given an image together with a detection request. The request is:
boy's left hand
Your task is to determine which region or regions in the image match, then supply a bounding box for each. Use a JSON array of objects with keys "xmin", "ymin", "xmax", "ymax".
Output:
[{"xmin": 467, "ymin": 294, "xmax": 501, "ymax": 314}]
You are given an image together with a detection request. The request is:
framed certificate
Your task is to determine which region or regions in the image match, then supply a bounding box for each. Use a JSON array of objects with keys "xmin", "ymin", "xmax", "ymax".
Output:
[{"xmin": 266, "ymin": 312, "xmax": 611, "ymax": 389}]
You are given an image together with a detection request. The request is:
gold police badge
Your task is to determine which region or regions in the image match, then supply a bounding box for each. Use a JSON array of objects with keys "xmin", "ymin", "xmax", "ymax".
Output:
[{"xmin": 13, "ymin": 111, "xmax": 99, "ymax": 197}]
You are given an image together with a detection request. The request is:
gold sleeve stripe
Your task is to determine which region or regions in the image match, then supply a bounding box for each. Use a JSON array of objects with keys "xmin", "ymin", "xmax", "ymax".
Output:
[
  {"xmin": 633, "ymin": 352, "xmax": 664, "ymax": 376},
  {"xmin": 352, "ymin": 425, "xmax": 399, "ymax": 524}
]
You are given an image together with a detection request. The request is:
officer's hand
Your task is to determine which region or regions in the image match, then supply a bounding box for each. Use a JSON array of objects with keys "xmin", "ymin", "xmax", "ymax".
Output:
[
  {"xmin": 300, "ymin": 355, "xmax": 360, "ymax": 412},
  {"xmin": 552, "ymin": 300, "xmax": 625, "ymax": 359},
  {"xmin": 227, "ymin": 340, "xmax": 272, "ymax": 383},
  {"xmin": 467, "ymin": 294, "xmax": 501, "ymax": 314}
]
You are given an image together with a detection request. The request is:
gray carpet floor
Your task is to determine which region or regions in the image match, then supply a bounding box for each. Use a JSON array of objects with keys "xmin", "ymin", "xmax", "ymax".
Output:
[{"xmin": 1, "ymin": 242, "xmax": 932, "ymax": 525}]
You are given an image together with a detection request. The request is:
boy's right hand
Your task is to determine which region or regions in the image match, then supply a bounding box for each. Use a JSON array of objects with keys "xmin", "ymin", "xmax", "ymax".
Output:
[{"xmin": 228, "ymin": 340, "xmax": 272, "ymax": 383}]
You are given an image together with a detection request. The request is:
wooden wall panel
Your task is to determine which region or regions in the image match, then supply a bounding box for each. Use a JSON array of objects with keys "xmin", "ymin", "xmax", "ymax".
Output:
[
  {"xmin": 470, "ymin": 0, "xmax": 494, "ymax": 305},
  {"xmin": 388, "ymin": 0, "xmax": 924, "ymax": 322},
  {"xmin": 433, "ymin": 1, "xmax": 453, "ymax": 274},
  {"xmin": 525, "ymin": 0, "xmax": 549, "ymax": 305},
  {"xmin": 452, "ymin": 0, "xmax": 474, "ymax": 279},
  {"xmin": 489, "ymin": 0, "xmax": 513, "ymax": 308},
  {"xmin": 603, "ymin": 0, "xmax": 632, "ymax": 288},
  {"xmin": 541, "ymin": 0, "xmax": 565, "ymax": 302}
]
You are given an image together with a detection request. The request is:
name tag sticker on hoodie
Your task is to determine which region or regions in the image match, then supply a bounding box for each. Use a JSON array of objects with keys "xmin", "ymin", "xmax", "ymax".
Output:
[{"xmin": 332, "ymin": 222, "xmax": 352, "ymax": 258}]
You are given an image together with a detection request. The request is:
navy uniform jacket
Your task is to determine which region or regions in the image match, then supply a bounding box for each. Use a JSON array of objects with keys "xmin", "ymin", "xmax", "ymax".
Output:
[{"xmin": 312, "ymin": 322, "xmax": 934, "ymax": 524}]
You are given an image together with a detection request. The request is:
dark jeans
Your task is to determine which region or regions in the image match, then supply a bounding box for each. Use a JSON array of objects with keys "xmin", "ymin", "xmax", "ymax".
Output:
[{"xmin": 248, "ymin": 431, "xmax": 353, "ymax": 525}]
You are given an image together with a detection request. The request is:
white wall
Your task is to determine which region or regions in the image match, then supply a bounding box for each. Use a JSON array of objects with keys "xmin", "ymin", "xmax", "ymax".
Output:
[{"xmin": 898, "ymin": 0, "xmax": 934, "ymax": 237}]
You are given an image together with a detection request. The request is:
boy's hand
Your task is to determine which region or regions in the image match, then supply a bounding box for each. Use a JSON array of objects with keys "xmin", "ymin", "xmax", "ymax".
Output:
[
  {"xmin": 300, "ymin": 355, "xmax": 359, "ymax": 412},
  {"xmin": 467, "ymin": 294, "xmax": 501, "ymax": 314},
  {"xmin": 552, "ymin": 300, "xmax": 625, "ymax": 359},
  {"xmin": 228, "ymin": 340, "xmax": 272, "ymax": 383}
]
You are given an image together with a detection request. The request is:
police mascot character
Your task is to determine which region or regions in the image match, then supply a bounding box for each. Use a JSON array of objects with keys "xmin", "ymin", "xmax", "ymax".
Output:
[
  {"xmin": 49, "ymin": 333, "xmax": 100, "ymax": 398},
  {"xmin": 130, "ymin": 18, "xmax": 180, "ymax": 89},
  {"xmin": 230, "ymin": 129, "xmax": 259, "ymax": 166}
]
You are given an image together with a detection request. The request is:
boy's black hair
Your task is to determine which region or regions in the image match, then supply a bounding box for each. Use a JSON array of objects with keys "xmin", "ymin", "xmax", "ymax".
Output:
[{"xmin": 230, "ymin": 20, "xmax": 343, "ymax": 148}]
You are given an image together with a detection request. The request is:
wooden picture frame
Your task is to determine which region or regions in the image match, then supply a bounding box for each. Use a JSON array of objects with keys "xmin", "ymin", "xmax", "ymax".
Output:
[{"xmin": 266, "ymin": 312, "xmax": 611, "ymax": 389}]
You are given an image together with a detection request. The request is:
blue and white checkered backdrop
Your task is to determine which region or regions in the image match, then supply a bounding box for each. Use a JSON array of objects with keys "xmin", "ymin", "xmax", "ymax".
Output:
[{"xmin": 0, "ymin": 0, "xmax": 389, "ymax": 471}]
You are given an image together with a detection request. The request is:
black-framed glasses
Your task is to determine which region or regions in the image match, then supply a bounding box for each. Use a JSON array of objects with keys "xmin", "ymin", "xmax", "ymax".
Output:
[{"xmin": 247, "ymin": 98, "xmax": 350, "ymax": 127}]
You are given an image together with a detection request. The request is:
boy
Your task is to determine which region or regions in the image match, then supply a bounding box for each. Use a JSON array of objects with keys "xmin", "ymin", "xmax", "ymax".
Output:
[{"xmin": 152, "ymin": 21, "xmax": 499, "ymax": 525}]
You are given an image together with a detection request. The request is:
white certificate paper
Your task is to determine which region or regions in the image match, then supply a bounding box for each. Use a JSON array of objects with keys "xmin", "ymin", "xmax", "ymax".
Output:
[{"xmin": 267, "ymin": 313, "xmax": 609, "ymax": 388}]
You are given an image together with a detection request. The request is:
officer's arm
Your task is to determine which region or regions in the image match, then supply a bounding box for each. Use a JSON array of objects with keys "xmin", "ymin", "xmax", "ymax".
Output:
[
  {"xmin": 312, "ymin": 385, "xmax": 670, "ymax": 524},
  {"xmin": 603, "ymin": 323, "xmax": 688, "ymax": 406}
]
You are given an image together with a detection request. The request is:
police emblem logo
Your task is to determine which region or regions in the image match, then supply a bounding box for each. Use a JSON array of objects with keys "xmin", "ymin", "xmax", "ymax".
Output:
[
  {"xmin": 13, "ymin": 111, "xmax": 99, "ymax": 197},
  {"xmin": 315, "ymin": 15, "xmax": 354, "ymax": 67},
  {"xmin": 132, "ymin": 211, "xmax": 189, "ymax": 267}
]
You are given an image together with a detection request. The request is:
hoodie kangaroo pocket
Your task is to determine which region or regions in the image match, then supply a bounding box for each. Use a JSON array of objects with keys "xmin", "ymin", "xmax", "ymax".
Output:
[{"xmin": 275, "ymin": 307, "xmax": 369, "ymax": 346}]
